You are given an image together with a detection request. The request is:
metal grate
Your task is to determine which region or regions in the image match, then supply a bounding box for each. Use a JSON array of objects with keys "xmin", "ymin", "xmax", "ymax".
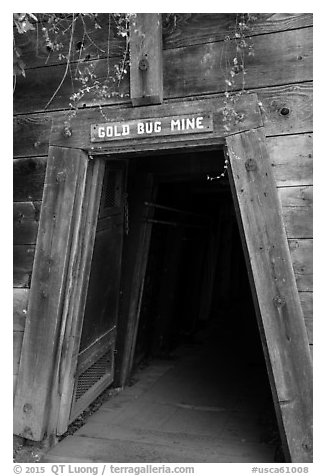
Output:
[
  {"xmin": 104, "ymin": 170, "xmax": 120, "ymax": 208},
  {"xmin": 74, "ymin": 350, "xmax": 113, "ymax": 401}
]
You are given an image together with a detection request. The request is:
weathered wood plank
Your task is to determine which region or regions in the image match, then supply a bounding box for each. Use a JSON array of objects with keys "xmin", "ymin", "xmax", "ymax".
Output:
[
  {"xmin": 15, "ymin": 14, "xmax": 312, "ymax": 71},
  {"xmin": 300, "ymin": 290, "xmax": 313, "ymax": 345},
  {"xmin": 289, "ymin": 239, "xmax": 313, "ymax": 292},
  {"xmin": 304, "ymin": 318, "xmax": 313, "ymax": 346},
  {"xmin": 13, "ymin": 288, "xmax": 29, "ymax": 332},
  {"xmin": 163, "ymin": 13, "xmax": 313, "ymax": 49},
  {"xmin": 257, "ymin": 83, "xmax": 313, "ymax": 136},
  {"xmin": 115, "ymin": 172, "xmax": 155, "ymax": 387},
  {"xmin": 268, "ymin": 133, "xmax": 313, "ymax": 187},
  {"xmin": 13, "ymin": 14, "xmax": 127, "ymax": 70},
  {"xmin": 14, "ymin": 58, "xmax": 129, "ymax": 115},
  {"xmin": 164, "ymin": 28, "xmax": 312, "ymax": 100},
  {"xmin": 14, "ymin": 114, "xmax": 53, "ymax": 158},
  {"xmin": 56, "ymin": 159, "xmax": 106, "ymax": 435},
  {"xmin": 13, "ymin": 245, "xmax": 35, "ymax": 288},
  {"xmin": 13, "ymin": 202, "xmax": 41, "ymax": 245},
  {"xmin": 14, "ymin": 28, "xmax": 312, "ymax": 114},
  {"xmin": 14, "ymin": 84, "xmax": 313, "ymax": 160},
  {"xmin": 278, "ymin": 186, "xmax": 312, "ymax": 239},
  {"xmin": 13, "ymin": 158, "xmax": 47, "ymax": 202},
  {"xmin": 49, "ymin": 93, "xmax": 262, "ymax": 151},
  {"xmin": 299, "ymin": 291, "xmax": 313, "ymax": 320},
  {"xmin": 226, "ymin": 128, "xmax": 312, "ymax": 462},
  {"xmin": 14, "ymin": 331, "xmax": 24, "ymax": 375},
  {"xmin": 130, "ymin": 14, "xmax": 163, "ymax": 106},
  {"xmin": 13, "ymin": 147, "xmax": 90, "ymax": 441}
]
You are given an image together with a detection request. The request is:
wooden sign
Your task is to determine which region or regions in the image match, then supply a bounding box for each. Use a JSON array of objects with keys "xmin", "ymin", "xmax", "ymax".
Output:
[{"xmin": 91, "ymin": 113, "xmax": 213, "ymax": 143}]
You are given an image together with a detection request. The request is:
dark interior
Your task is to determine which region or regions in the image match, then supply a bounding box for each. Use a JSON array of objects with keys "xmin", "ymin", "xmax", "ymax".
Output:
[{"xmin": 129, "ymin": 150, "xmax": 283, "ymax": 458}]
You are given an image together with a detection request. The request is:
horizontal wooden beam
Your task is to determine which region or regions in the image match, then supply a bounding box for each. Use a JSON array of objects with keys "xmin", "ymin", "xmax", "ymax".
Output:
[
  {"xmin": 13, "ymin": 83, "xmax": 312, "ymax": 160},
  {"xmin": 49, "ymin": 93, "xmax": 262, "ymax": 152}
]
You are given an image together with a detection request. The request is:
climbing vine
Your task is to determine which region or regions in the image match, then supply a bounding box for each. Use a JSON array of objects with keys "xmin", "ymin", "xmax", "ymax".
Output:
[
  {"xmin": 14, "ymin": 13, "xmax": 259, "ymax": 161},
  {"xmin": 13, "ymin": 13, "xmax": 134, "ymax": 118},
  {"xmin": 207, "ymin": 13, "xmax": 258, "ymax": 181}
]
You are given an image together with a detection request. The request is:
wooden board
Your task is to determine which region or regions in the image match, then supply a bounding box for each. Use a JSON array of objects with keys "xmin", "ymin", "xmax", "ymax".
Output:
[
  {"xmin": 289, "ymin": 239, "xmax": 313, "ymax": 292},
  {"xmin": 13, "ymin": 158, "xmax": 47, "ymax": 201},
  {"xmin": 13, "ymin": 202, "xmax": 41, "ymax": 245},
  {"xmin": 13, "ymin": 331, "xmax": 24, "ymax": 375},
  {"xmin": 14, "ymin": 114, "xmax": 53, "ymax": 158},
  {"xmin": 278, "ymin": 186, "xmax": 312, "ymax": 239},
  {"xmin": 14, "ymin": 58, "xmax": 129, "ymax": 115},
  {"xmin": 115, "ymin": 171, "xmax": 155, "ymax": 387},
  {"xmin": 14, "ymin": 14, "xmax": 312, "ymax": 70},
  {"xmin": 164, "ymin": 28, "xmax": 312, "ymax": 101},
  {"xmin": 163, "ymin": 13, "xmax": 313, "ymax": 49},
  {"xmin": 13, "ymin": 288, "xmax": 29, "ymax": 332},
  {"xmin": 268, "ymin": 133, "xmax": 313, "ymax": 187},
  {"xmin": 226, "ymin": 128, "xmax": 312, "ymax": 462},
  {"xmin": 299, "ymin": 291, "xmax": 313, "ymax": 320},
  {"xmin": 13, "ymin": 14, "xmax": 127, "ymax": 70},
  {"xmin": 130, "ymin": 13, "xmax": 163, "ymax": 106},
  {"xmin": 13, "ymin": 245, "xmax": 35, "ymax": 288},
  {"xmin": 55, "ymin": 158, "xmax": 106, "ymax": 435},
  {"xmin": 13, "ymin": 147, "xmax": 90, "ymax": 441},
  {"xmin": 257, "ymin": 83, "xmax": 313, "ymax": 136},
  {"xmin": 14, "ymin": 28, "xmax": 312, "ymax": 114},
  {"xmin": 13, "ymin": 83, "xmax": 312, "ymax": 160},
  {"xmin": 49, "ymin": 93, "xmax": 262, "ymax": 152}
]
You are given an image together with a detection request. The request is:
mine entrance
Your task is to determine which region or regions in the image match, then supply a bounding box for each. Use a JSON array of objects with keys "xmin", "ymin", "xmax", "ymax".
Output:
[{"xmin": 117, "ymin": 149, "xmax": 283, "ymax": 460}]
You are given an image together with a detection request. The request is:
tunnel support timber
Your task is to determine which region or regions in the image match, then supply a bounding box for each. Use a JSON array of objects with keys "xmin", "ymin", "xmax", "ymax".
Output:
[{"xmin": 226, "ymin": 128, "xmax": 313, "ymax": 462}]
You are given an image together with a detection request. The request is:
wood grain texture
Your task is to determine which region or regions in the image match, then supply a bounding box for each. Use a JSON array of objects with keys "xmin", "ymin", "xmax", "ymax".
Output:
[
  {"xmin": 49, "ymin": 93, "xmax": 262, "ymax": 151},
  {"xmin": 14, "ymin": 114, "xmax": 53, "ymax": 158},
  {"xmin": 278, "ymin": 186, "xmax": 312, "ymax": 239},
  {"xmin": 13, "ymin": 14, "xmax": 127, "ymax": 70},
  {"xmin": 13, "ymin": 147, "xmax": 89, "ymax": 441},
  {"xmin": 13, "ymin": 83, "xmax": 313, "ymax": 161},
  {"xmin": 14, "ymin": 58, "xmax": 129, "ymax": 115},
  {"xmin": 13, "ymin": 202, "xmax": 41, "ymax": 245},
  {"xmin": 130, "ymin": 14, "xmax": 163, "ymax": 106},
  {"xmin": 289, "ymin": 239, "xmax": 313, "ymax": 292},
  {"xmin": 163, "ymin": 13, "xmax": 313, "ymax": 49},
  {"xmin": 14, "ymin": 14, "xmax": 312, "ymax": 71},
  {"xmin": 226, "ymin": 128, "xmax": 312, "ymax": 462},
  {"xmin": 257, "ymin": 83, "xmax": 313, "ymax": 136},
  {"xmin": 14, "ymin": 331, "xmax": 24, "ymax": 375},
  {"xmin": 13, "ymin": 288, "xmax": 29, "ymax": 332},
  {"xmin": 116, "ymin": 173, "xmax": 155, "ymax": 387},
  {"xmin": 299, "ymin": 291, "xmax": 313, "ymax": 320},
  {"xmin": 13, "ymin": 158, "xmax": 47, "ymax": 201},
  {"xmin": 14, "ymin": 28, "xmax": 312, "ymax": 114},
  {"xmin": 163, "ymin": 28, "xmax": 312, "ymax": 100},
  {"xmin": 56, "ymin": 159, "xmax": 106, "ymax": 435},
  {"xmin": 268, "ymin": 133, "xmax": 313, "ymax": 187},
  {"xmin": 13, "ymin": 245, "xmax": 35, "ymax": 288}
]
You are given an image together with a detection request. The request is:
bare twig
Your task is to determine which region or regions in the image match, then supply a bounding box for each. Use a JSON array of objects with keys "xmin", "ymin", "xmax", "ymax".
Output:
[{"xmin": 44, "ymin": 13, "xmax": 76, "ymax": 110}]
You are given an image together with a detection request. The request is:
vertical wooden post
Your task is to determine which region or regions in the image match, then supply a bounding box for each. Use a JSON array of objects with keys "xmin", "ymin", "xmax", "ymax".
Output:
[
  {"xmin": 130, "ymin": 13, "xmax": 163, "ymax": 106},
  {"xmin": 115, "ymin": 173, "xmax": 155, "ymax": 387},
  {"xmin": 13, "ymin": 147, "xmax": 90, "ymax": 441},
  {"xmin": 226, "ymin": 128, "xmax": 313, "ymax": 462}
]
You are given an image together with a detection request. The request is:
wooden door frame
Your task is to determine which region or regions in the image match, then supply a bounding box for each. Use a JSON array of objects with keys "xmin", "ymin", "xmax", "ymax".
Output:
[{"xmin": 13, "ymin": 93, "xmax": 312, "ymax": 462}]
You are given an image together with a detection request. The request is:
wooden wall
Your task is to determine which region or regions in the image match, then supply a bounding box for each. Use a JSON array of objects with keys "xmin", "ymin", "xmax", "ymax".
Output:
[{"xmin": 13, "ymin": 13, "xmax": 313, "ymax": 391}]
